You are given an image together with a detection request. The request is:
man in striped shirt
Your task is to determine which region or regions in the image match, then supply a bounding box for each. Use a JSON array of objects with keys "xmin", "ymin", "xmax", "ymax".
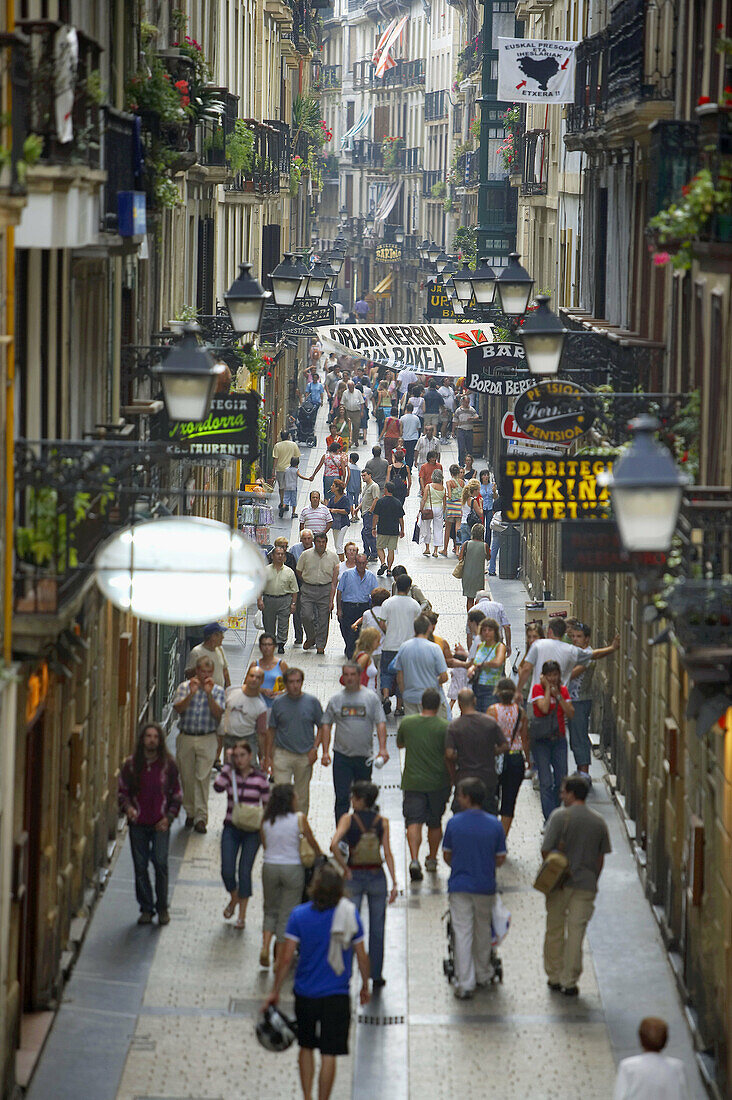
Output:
[
  {"xmin": 299, "ymin": 491, "xmax": 333, "ymax": 536},
  {"xmin": 173, "ymin": 655, "xmax": 225, "ymax": 833}
]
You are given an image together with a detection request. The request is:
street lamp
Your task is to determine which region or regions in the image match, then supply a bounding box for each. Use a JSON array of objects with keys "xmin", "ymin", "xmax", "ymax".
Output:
[
  {"xmin": 452, "ymin": 261, "xmax": 475, "ymax": 304},
  {"xmin": 435, "ymin": 249, "xmax": 449, "ymax": 273},
  {"xmin": 293, "ymin": 253, "xmax": 313, "ymax": 299},
  {"xmin": 305, "ymin": 260, "xmax": 330, "ymax": 299},
  {"xmin": 269, "ymin": 253, "xmax": 303, "ymax": 307},
  {"xmin": 418, "ymin": 238, "xmax": 430, "ymax": 261},
  {"xmin": 496, "ymin": 252, "xmax": 534, "ymax": 317},
  {"xmin": 329, "ymin": 249, "xmax": 345, "ymax": 274},
  {"xmin": 395, "ymin": 227, "xmax": 405, "ymax": 245},
  {"xmin": 153, "ymin": 327, "xmax": 225, "ymax": 422},
  {"xmin": 224, "ymin": 261, "xmax": 270, "ymax": 335},
  {"xmin": 427, "ymin": 241, "xmax": 441, "ymax": 265},
  {"xmin": 469, "ymin": 256, "xmax": 496, "ymax": 306},
  {"xmin": 599, "ymin": 415, "xmax": 691, "ymax": 553},
  {"xmin": 519, "ymin": 294, "xmax": 567, "ymax": 376}
]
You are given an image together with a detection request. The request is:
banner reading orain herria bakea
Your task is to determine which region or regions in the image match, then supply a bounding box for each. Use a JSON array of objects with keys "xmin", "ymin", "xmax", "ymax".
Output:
[{"xmin": 314, "ymin": 323, "xmax": 495, "ymax": 377}]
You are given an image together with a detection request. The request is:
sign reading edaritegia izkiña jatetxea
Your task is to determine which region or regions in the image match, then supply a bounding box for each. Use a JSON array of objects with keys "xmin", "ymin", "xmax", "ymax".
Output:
[
  {"xmin": 498, "ymin": 455, "xmax": 612, "ymax": 522},
  {"xmin": 497, "ymin": 38, "xmax": 576, "ymax": 103},
  {"xmin": 156, "ymin": 393, "xmax": 260, "ymax": 459},
  {"xmin": 314, "ymin": 323, "xmax": 495, "ymax": 377}
]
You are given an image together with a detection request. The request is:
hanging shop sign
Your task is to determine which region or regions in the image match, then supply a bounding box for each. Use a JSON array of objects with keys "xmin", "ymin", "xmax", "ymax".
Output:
[
  {"xmin": 314, "ymin": 323, "xmax": 495, "ymax": 376},
  {"xmin": 513, "ymin": 380, "xmax": 594, "ymax": 445},
  {"xmin": 284, "ymin": 306, "xmax": 335, "ymax": 332},
  {"xmin": 466, "ymin": 342, "xmax": 535, "ymax": 392},
  {"xmin": 498, "ymin": 454, "xmax": 613, "ymax": 522},
  {"xmin": 426, "ymin": 282, "xmax": 457, "ymax": 320},
  {"xmin": 154, "ymin": 393, "xmax": 260, "ymax": 460},
  {"xmin": 375, "ymin": 243, "xmax": 402, "ymax": 262},
  {"xmin": 561, "ymin": 520, "xmax": 668, "ymax": 572}
]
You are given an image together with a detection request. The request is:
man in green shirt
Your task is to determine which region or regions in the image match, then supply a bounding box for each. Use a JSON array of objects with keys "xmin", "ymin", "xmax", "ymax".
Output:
[{"xmin": 397, "ymin": 688, "xmax": 451, "ymax": 883}]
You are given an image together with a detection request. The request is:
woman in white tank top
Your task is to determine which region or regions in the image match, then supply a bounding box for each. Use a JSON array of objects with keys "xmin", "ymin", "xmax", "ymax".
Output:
[{"xmin": 259, "ymin": 784, "xmax": 321, "ymax": 968}]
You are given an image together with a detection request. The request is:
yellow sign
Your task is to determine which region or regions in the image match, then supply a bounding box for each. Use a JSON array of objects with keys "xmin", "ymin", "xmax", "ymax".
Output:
[
  {"xmin": 375, "ymin": 244, "xmax": 401, "ymax": 262},
  {"xmin": 224, "ymin": 609, "xmax": 248, "ymax": 630},
  {"xmin": 499, "ymin": 456, "xmax": 612, "ymax": 522}
]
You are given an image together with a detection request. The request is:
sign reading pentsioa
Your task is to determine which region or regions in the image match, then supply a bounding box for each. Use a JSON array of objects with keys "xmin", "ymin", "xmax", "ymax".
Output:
[
  {"xmin": 157, "ymin": 393, "xmax": 260, "ymax": 459},
  {"xmin": 561, "ymin": 520, "xmax": 667, "ymax": 572},
  {"xmin": 498, "ymin": 455, "xmax": 612, "ymax": 521},
  {"xmin": 513, "ymin": 380, "xmax": 594, "ymax": 445}
]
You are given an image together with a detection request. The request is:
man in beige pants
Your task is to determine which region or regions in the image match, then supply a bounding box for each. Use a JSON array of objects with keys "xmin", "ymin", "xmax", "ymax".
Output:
[
  {"xmin": 172, "ymin": 656, "xmax": 225, "ymax": 833},
  {"xmin": 541, "ymin": 774, "xmax": 611, "ymax": 996},
  {"xmin": 263, "ymin": 668, "xmax": 324, "ymax": 814}
]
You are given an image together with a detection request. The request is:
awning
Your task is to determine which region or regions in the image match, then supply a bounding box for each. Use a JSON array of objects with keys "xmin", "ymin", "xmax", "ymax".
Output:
[
  {"xmin": 374, "ymin": 179, "xmax": 402, "ymax": 236},
  {"xmin": 341, "ymin": 109, "xmax": 372, "ymax": 148},
  {"xmin": 373, "ymin": 272, "xmax": 393, "ymax": 297}
]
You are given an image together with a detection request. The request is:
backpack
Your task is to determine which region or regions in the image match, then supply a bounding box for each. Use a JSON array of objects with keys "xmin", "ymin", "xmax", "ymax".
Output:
[{"xmin": 349, "ymin": 812, "xmax": 383, "ymax": 866}]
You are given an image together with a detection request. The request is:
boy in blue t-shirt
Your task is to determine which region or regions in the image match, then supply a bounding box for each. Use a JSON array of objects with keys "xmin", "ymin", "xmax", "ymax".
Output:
[
  {"xmin": 442, "ymin": 776, "xmax": 507, "ymax": 999},
  {"xmin": 346, "ymin": 452, "xmax": 362, "ymax": 519}
]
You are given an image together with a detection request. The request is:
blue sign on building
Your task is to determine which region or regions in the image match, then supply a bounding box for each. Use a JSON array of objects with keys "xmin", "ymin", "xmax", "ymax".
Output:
[{"xmin": 117, "ymin": 191, "xmax": 147, "ymax": 237}]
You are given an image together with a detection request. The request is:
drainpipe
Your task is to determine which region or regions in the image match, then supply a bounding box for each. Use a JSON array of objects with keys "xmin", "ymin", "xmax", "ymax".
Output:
[{"xmin": 3, "ymin": 0, "xmax": 16, "ymax": 664}]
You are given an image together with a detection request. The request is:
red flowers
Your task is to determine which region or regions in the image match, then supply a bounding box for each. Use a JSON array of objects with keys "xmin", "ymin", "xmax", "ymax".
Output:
[
  {"xmin": 175, "ymin": 79, "xmax": 190, "ymax": 107},
  {"xmin": 697, "ymin": 95, "xmax": 712, "ymax": 105}
]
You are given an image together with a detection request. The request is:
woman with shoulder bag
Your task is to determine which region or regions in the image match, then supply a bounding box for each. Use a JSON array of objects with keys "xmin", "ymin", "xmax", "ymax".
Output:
[
  {"xmin": 467, "ymin": 617, "xmax": 507, "ymax": 712},
  {"xmin": 330, "ymin": 781, "xmax": 398, "ymax": 989},
  {"xmin": 458, "ymin": 523, "xmax": 491, "ymax": 609},
  {"xmin": 214, "ymin": 741, "xmax": 270, "ymax": 928},
  {"xmin": 442, "ymin": 465, "xmax": 464, "ymax": 556},
  {"xmin": 487, "ymin": 678, "xmax": 530, "ymax": 837},
  {"xmin": 457, "ymin": 479, "xmax": 483, "ymax": 548},
  {"xmin": 419, "ymin": 469, "xmax": 446, "ymax": 557},
  {"xmin": 259, "ymin": 783, "xmax": 322, "ymax": 969},
  {"xmin": 530, "ymin": 660, "xmax": 574, "ymax": 821}
]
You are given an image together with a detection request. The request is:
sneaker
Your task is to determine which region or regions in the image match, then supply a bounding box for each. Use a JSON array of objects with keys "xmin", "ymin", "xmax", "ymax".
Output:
[
  {"xmin": 158, "ymin": 910, "xmax": 170, "ymax": 925},
  {"xmin": 377, "ymin": 565, "xmax": 387, "ymax": 576},
  {"xmin": 382, "ymin": 697, "xmax": 392, "ymax": 715},
  {"xmin": 277, "ymin": 643, "xmax": 285, "ymax": 654},
  {"xmin": 194, "ymin": 821, "xmax": 207, "ymax": 834},
  {"xmin": 425, "ymin": 857, "xmax": 438, "ymax": 873},
  {"xmin": 561, "ymin": 985, "xmax": 579, "ymax": 997},
  {"xmin": 292, "ymin": 511, "xmax": 298, "ymax": 518},
  {"xmin": 137, "ymin": 912, "xmax": 153, "ymax": 925},
  {"xmin": 184, "ymin": 816, "xmax": 195, "ymax": 830},
  {"xmin": 409, "ymin": 860, "xmax": 423, "ymax": 882},
  {"xmin": 454, "ymin": 988, "xmax": 473, "ymax": 1000},
  {"xmin": 372, "ymin": 977, "xmax": 386, "ymax": 988},
  {"xmin": 278, "ymin": 506, "xmax": 284, "ymax": 518}
]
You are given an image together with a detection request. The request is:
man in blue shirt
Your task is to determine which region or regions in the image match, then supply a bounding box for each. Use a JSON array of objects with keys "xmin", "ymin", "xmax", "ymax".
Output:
[
  {"xmin": 265, "ymin": 864, "xmax": 370, "ymax": 1099},
  {"xmin": 442, "ymin": 777, "xmax": 506, "ymax": 999},
  {"xmin": 393, "ymin": 615, "xmax": 449, "ymax": 718},
  {"xmin": 306, "ymin": 377, "xmax": 325, "ymax": 407},
  {"xmin": 336, "ymin": 552, "xmax": 379, "ymax": 658}
]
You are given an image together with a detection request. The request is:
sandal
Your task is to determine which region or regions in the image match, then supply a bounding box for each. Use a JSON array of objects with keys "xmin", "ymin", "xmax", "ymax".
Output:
[
  {"xmin": 235, "ymin": 917, "xmax": 246, "ymax": 929},
  {"xmin": 223, "ymin": 901, "xmax": 236, "ymax": 920},
  {"xmin": 439, "ymin": 551, "xmax": 448, "ymax": 557},
  {"xmin": 422, "ymin": 550, "xmax": 430, "ymax": 557},
  {"xmin": 432, "ymin": 551, "xmax": 439, "ymax": 557}
]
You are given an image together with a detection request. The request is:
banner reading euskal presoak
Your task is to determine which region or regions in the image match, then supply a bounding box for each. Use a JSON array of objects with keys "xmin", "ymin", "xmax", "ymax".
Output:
[{"xmin": 314, "ymin": 323, "xmax": 495, "ymax": 376}]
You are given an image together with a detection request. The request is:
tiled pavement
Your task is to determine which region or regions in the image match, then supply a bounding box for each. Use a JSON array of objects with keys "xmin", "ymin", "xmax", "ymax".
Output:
[{"xmin": 27, "ymin": 406, "xmax": 705, "ymax": 1100}]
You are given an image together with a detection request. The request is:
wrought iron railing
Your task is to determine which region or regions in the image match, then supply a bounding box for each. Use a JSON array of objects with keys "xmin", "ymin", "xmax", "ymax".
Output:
[
  {"xmin": 18, "ymin": 19, "xmax": 102, "ymax": 168},
  {"xmin": 312, "ymin": 63, "xmax": 341, "ymax": 90},
  {"xmin": 224, "ymin": 119, "xmax": 290, "ymax": 194},
  {"xmin": 351, "ymin": 139, "xmax": 383, "ymax": 169},
  {"xmin": 521, "ymin": 129, "xmax": 549, "ymax": 196},
  {"xmin": 0, "ymin": 29, "xmax": 30, "ymax": 194},
  {"xmin": 404, "ymin": 147, "xmax": 421, "ymax": 171},
  {"xmin": 403, "ymin": 59, "xmax": 425, "ymax": 86},
  {"xmin": 102, "ymin": 107, "xmax": 138, "ymax": 229},
  {"xmin": 425, "ymin": 90, "xmax": 448, "ymax": 121},
  {"xmin": 423, "ymin": 169, "xmax": 444, "ymax": 196}
]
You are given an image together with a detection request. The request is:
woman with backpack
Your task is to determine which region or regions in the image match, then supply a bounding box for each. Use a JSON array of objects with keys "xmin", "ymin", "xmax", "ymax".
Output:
[
  {"xmin": 330, "ymin": 781, "xmax": 398, "ymax": 989},
  {"xmin": 386, "ymin": 448, "xmax": 411, "ymax": 505}
]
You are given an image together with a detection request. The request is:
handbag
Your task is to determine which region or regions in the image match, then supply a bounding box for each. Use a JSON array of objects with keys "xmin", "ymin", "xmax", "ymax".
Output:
[
  {"xmin": 421, "ymin": 488, "xmax": 434, "ymax": 521},
  {"xmin": 230, "ymin": 768, "xmax": 263, "ymax": 832},
  {"xmin": 533, "ymin": 817, "xmax": 570, "ymax": 895},
  {"xmin": 298, "ymin": 812, "xmax": 316, "ymax": 868},
  {"xmin": 452, "ymin": 557, "xmax": 464, "ymax": 579},
  {"xmin": 412, "ymin": 519, "xmax": 421, "ymax": 544},
  {"xmin": 529, "ymin": 705, "xmax": 561, "ymax": 743}
]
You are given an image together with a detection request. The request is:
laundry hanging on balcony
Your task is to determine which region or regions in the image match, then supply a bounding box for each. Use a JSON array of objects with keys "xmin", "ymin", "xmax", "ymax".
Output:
[
  {"xmin": 373, "ymin": 15, "xmax": 408, "ymax": 78},
  {"xmin": 497, "ymin": 38, "xmax": 576, "ymax": 103},
  {"xmin": 373, "ymin": 179, "xmax": 403, "ymax": 236},
  {"xmin": 341, "ymin": 109, "xmax": 372, "ymax": 148}
]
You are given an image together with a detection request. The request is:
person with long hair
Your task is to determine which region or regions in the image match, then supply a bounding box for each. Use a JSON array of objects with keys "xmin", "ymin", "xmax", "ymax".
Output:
[
  {"xmin": 259, "ymin": 783, "xmax": 322, "ymax": 969},
  {"xmin": 419, "ymin": 468, "xmax": 446, "ymax": 557},
  {"xmin": 457, "ymin": 479, "xmax": 483, "ymax": 547},
  {"xmin": 330, "ymin": 781, "xmax": 398, "ymax": 988},
  {"xmin": 487, "ymin": 678, "xmax": 529, "ymax": 837},
  {"xmin": 531, "ymin": 660, "xmax": 574, "ymax": 820},
  {"xmin": 118, "ymin": 723, "xmax": 182, "ymax": 926},
  {"xmin": 353, "ymin": 625, "xmax": 382, "ymax": 694},
  {"xmin": 379, "ymin": 404, "xmax": 402, "ymax": 463},
  {"xmin": 325, "ymin": 478, "xmax": 351, "ymax": 560},
  {"xmin": 467, "ymin": 618, "xmax": 507, "ymax": 712},
  {"xmin": 250, "ymin": 633, "xmax": 288, "ymax": 712},
  {"xmin": 386, "ymin": 447, "xmax": 411, "ymax": 505},
  {"xmin": 214, "ymin": 741, "xmax": 270, "ymax": 928},
  {"xmin": 513, "ymin": 621, "xmax": 545, "ymax": 684},
  {"xmin": 458, "ymin": 523, "xmax": 491, "ymax": 610},
  {"xmin": 310, "ymin": 440, "xmax": 347, "ymax": 498},
  {"xmin": 375, "ymin": 380, "xmax": 392, "ymax": 430},
  {"xmin": 443, "ymin": 464, "xmax": 464, "ymax": 556}
]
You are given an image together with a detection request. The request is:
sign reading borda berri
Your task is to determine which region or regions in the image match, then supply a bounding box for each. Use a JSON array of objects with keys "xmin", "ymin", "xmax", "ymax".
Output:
[
  {"xmin": 156, "ymin": 393, "xmax": 260, "ymax": 459},
  {"xmin": 466, "ymin": 342, "xmax": 538, "ymax": 395}
]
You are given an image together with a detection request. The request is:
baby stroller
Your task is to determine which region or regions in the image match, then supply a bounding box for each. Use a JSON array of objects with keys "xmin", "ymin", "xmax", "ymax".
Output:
[
  {"xmin": 295, "ymin": 398, "xmax": 318, "ymax": 447},
  {"xmin": 442, "ymin": 905, "xmax": 506, "ymax": 986}
]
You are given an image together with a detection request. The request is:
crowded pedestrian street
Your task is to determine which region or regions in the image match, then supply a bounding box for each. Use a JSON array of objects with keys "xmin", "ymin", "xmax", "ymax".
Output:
[{"xmin": 24, "ymin": 407, "xmax": 706, "ymax": 1100}]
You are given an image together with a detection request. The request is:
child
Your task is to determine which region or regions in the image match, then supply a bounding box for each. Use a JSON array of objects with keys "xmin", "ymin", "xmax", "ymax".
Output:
[
  {"xmin": 346, "ymin": 452, "xmax": 362, "ymax": 519},
  {"xmin": 284, "ymin": 456, "xmax": 305, "ymax": 518}
]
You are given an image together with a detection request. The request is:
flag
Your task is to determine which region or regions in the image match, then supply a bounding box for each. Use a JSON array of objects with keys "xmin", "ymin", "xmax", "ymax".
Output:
[
  {"xmin": 374, "ymin": 15, "xmax": 408, "ymax": 79},
  {"xmin": 497, "ymin": 37, "xmax": 576, "ymax": 103},
  {"xmin": 372, "ymin": 19, "xmax": 397, "ymax": 64}
]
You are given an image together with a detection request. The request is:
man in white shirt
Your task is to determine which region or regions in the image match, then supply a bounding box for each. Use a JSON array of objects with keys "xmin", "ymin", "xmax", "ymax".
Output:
[
  {"xmin": 473, "ymin": 591, "xmax": 511, "ymax": 654},
  {"xmin": 342, "ymin": 379, "xmax": 365, "ymax": 444},
  {"xmin": 437, "ymin": 383, "xmax": 455, "ymax": 439},
  {"xmin": 222, "ymin": 667, "xmax": 268, "ymax": 762},
  {"xmin": 399, "ymin": 403, "xmax": 422, "ymax": 468},
  {"xmin": 271, "ymin": 430, "xmax": 301, "ymax": 517},
  {"xmin": 397, "ymin": 366, "xmax": 417, "ymax": 399},
  {"xmin": 374, "ymin": 573, "xmax": 420, "ymax": 716},
  {"xmin": 414, "ymin": 423, "xmax": 441, "ymax": 469},
  {"xmin": 613, "ymin": 1017, "xmax": 688, "ymax": 1100},
  {"xmin": 516, "ymin": 617, "xmax": 620, "ymax": 694}
]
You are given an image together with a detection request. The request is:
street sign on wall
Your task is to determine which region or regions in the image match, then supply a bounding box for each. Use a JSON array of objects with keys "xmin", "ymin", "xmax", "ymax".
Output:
[
  {"xmin": 561, "ymin": 520, "xmax": 667, "ymax": 572},
  {"xmin": 498, "ymin": 454, "xmax": 613, "ymax": 522},
  {"xmin": 154, "ymin": 392, "xmax": 260, "ymax": 460},
  {"xmin": 513, "ymin": 380, "xmax": 594, "ymax": 445}
]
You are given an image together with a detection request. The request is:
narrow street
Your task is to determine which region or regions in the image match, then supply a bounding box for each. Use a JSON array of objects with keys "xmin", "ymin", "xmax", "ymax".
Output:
[{"xmin": 26, "ymin": 411, "xmax": 705, "ymax": 1100}]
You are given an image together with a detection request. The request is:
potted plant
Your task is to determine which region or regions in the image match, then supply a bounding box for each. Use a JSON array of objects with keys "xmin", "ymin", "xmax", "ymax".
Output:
[
  {"xmin": 648, "ymin": 166, "xmax": 732, "ymax": 269},
  {"xmin": 226, "ymin": 119, "xmax": 256, "ymax": 176},
  {"xmin": 430, "ymin": 180, "xmax": 446, "ymax": 200}
]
